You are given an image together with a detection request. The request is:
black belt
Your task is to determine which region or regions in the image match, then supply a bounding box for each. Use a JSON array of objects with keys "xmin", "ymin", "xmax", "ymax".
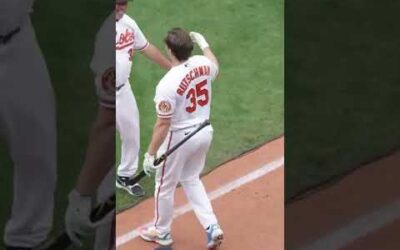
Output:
[{"xmin": 0, "ymin": 27, "xmax": 21, "ymax": 45}]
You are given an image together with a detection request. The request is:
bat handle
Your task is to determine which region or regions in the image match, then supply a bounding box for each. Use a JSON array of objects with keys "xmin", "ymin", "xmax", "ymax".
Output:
[
  {"xmin": 154, "ymin": 155, "xmax": 166, "ymax": 166},
  {"xmin": 90, "ymin": 195, "xmax": 115, "ymax": 222}
]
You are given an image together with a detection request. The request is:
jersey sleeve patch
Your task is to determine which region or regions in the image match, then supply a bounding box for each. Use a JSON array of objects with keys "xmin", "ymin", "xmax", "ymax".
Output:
[
  {"xmin": 101, "ymin": 67, "xmax": 116, "ymax": 94},
  {"xmin": 158, "ymin": 101, "xmax": 172, "ymax": 113},
  {"xmin": 95, "ymin": 70, "xmax": 116, "ymax": 109},
  {"xmin": 156, "ymin": 100, "xmax": 173, "ymax": 118}
]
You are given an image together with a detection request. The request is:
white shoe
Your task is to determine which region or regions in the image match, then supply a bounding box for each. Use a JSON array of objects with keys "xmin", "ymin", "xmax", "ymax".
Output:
[
  {"xmin": 206, "ymin": 224, "xmax": 224, "ymax": 249},
  {"xmin": 139, "ymin": 226, "xmax": 173, "ymax": 246}
]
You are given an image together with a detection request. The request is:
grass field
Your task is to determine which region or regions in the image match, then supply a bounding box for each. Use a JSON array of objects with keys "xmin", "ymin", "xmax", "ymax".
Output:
[
  {"xmin": 116, "ymin": 0, "xmax": 284, "ymax": 210},
  {"xmin": 285, "ymin": 0, "xmax": 400, "ymax": 201}
]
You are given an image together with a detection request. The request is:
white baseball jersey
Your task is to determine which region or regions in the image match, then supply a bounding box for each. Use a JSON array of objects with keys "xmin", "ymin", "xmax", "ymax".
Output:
[
  {"xmin": 154, "ymin": 55, "xmax": 219, "ymax": 130},
  {"xmin": 152, "ymin": 55, "xmax": 219, "ymax": 234},
  {"xmin": 116, "ymin": 14, "xmax": 148, "ymax": 87},
  {"xmin": 115, "ymin": 14, "xmax": 148, "ymax": 177},
  {"xmin": 90, "ymin": 12, "xmax": 115, "ymax": 108}
]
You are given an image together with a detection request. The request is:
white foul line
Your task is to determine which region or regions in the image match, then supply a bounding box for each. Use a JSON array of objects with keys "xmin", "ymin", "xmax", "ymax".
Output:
[
  {"xmin": 116, "ymin": 156, "xmax": 284, "ymax": 247},
  {"xmin": 297, "ymin": 198, "xmax": 400, "ymax": 250}
]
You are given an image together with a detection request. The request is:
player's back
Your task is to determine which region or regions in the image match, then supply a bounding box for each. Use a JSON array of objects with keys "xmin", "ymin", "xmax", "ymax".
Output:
[{"xmin": 155, "ymin": 55, "xmax": 219, "ymax": 131}]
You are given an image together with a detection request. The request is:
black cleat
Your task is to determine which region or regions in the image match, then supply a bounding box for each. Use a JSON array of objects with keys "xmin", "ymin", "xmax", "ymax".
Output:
[{"xmin": 116, "ymin": 175, "xmax": 145, "ymax": 197}]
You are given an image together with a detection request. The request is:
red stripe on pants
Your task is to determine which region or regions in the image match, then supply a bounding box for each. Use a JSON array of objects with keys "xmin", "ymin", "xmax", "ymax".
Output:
[{"xmin": 154, "ymin": 131, "xmax": 173, "ymax": 228}]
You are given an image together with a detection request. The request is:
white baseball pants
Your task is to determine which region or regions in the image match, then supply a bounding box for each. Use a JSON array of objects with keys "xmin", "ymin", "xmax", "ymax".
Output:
[
  {"xmin": 153, "ymin": 125, "xmax": 218, "ymax": 234},
  {"xmin": 0, "ymin": 17, "xmax": 56, "ymax": 247},
  {"xmin": 116, "ymin": 82, "xmax": 140, "ymax": 177}
]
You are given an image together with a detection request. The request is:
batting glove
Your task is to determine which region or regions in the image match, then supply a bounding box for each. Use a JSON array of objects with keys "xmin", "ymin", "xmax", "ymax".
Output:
[
  {"xmin": 65, "ymin": 189, "xmax": 113, "ymax": 247},
  {"xmin": 143, "ymin": 152, "xmax": 158, "ymax": 176},
  {"xmin": 190, "ymin": 31, "xmax": 210, "ymax": 50}
]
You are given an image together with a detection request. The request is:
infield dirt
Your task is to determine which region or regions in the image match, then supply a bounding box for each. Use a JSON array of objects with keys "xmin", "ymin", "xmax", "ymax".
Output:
[
  {"xmin": 116, "ymin": 137, "xmax": 284, "ymax": 250},
  {"xmin": 286, "ymin": 151, "xmax": 400, "ymax": 250}
]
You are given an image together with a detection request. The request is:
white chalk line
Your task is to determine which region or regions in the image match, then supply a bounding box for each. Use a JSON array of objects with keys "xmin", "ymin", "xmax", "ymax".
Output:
[
  {"xmin": 297, "ymin": 198, "xmax": 400, "ymax": 250},
  {"xmin": 116, "ymin": 156, "xmax": 284, "ymax": 247}
]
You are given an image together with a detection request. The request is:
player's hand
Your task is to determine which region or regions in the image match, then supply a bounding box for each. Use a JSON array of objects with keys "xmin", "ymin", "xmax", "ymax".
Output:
[
  {"xmin": 189, "ymin": 31, "xmax": 210, "ymax": 50},
  {"xmin": 65, "ymin": 190, "xmax": 112, "ymax": 247},
  {"xmin": 143, "ymin": 152, "xmax": 158, "ymax": 176}
]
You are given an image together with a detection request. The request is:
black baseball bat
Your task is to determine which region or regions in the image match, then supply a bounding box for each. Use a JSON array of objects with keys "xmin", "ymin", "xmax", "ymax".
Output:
[
  {"xmin": 38, "ymin": 195, "xmax": 116, "ymax": 250},
  {"xmin": 130, "ymin": 119, "xmax": 211, "ymax": 185}
]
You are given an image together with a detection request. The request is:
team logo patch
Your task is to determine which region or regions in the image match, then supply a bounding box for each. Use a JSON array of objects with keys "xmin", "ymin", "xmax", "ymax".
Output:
[
  {"xmin": 158, "ymin": 101, "xmax": 172, "ymax": 114},
  {"xmin": 116, "ymin": 29, "xmax": 135, "ymax": 50},
  {"xmin": 101, "ymin": 67, "xmax": 116, "ymax": 94}
]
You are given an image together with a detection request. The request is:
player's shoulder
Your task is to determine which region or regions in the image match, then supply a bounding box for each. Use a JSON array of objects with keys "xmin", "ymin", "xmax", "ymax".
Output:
[
  {"xmin": 192, "ymin": 54, "xmax": 213, "ymax": 61},
  {"xmin": 191, "ymin": 55, "xmax": 219, "ymax": 72},
  {"xmin": 120, "ymin": 14, "xmax": 139, "ymax": 28},
  {"xmin": 96, "ymin": 12, "xmax": 114, "ymax": 38},
  {"xmin": 159, "ymin": 68, "xmax": 179, "ymax": 85},
  {"xmin": 189, "ymin": 55, "xmax": 215, "ymax": 66},
  {"xmin": 157, "ymin": 68, "xmax": 181, "ymax": 92},
  {"xmin": 190, "ymin": 55, "xmax": 207, "ymax": 62}
]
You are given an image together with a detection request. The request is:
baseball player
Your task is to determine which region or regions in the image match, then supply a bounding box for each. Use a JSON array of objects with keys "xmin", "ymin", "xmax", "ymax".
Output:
[
  {"xmin": 64, "ymin": 9, "xmax": 116, "ymax": 250},
  {"xmin": 1, "ymin": 1, "xmax": 57, "ymax": 249},
  {"xmin": 139, "ymin": 28, "xmax": 224, "ymax": 249},
  {"xmin": 115, "ymin": 0, "xmax": 171, "ymax": 197}
]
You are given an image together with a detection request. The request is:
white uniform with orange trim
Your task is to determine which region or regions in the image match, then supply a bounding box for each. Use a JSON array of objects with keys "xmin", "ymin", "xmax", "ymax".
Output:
[
  {"xmin": 1, "ymin": 1, "xmax": 56, "ymax": 247},
  {"xmin": 152, "ymin": 55, "xmax": 220, "ymax": 234},
  {"xmin": 90, "ymin": 12, "xmax": 116, "ymax": 250},
  {"xmin": 90, "ymin": 13, "xmax": 115, "ymax": 108},
  {"xmin": 115, "ymin": 14, "xmax": 149, "ymax": 177}
]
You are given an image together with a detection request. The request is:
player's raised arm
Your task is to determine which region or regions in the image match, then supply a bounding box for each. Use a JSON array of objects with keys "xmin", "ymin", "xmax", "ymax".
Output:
[
  {"xmin": 190, "ymin": 31, "xmax": 219, "ymax": 67},
  {"xmin": 141, "ymin": 43, "xmax": 172, "ymax": 70}
]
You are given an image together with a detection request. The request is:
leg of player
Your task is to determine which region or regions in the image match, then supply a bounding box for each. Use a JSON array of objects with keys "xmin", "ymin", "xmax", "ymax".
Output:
[
  {"xmin": 116, "ymin": 83, "xmax": 144, "ymax": 196},
  {"xmin": 179, "ymin": 126, "xmax": 224, "ymax": 249},
  {"xmin": 1, "ymin": 17, "xmax": 57, "ymax": 249},
  {"xmin": 139, "ymin": 132, "xmax": 183, "ymax": 246}
]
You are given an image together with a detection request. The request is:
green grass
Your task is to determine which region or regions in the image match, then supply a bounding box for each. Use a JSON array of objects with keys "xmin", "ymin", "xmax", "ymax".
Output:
[
  {"xmin": 285, "ymin": 0, "xmax": 400, "ymax": 201},
  {"xmin": 116, "ymin": 0, "xmax": 284, "ymax": 210}
]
